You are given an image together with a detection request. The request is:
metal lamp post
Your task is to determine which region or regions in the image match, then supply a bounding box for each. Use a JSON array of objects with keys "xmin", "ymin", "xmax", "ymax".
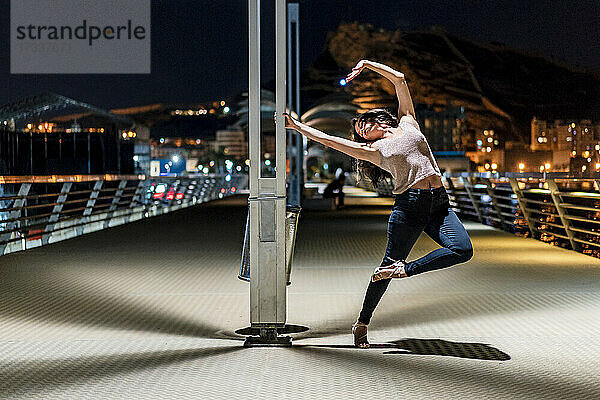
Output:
[{"xmin": 245, "ymin": 0, "xmax": 290, "ymax": 346}]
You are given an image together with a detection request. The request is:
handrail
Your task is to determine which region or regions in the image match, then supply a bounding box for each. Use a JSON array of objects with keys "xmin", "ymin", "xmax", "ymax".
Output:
[
  {"xmin": 0, "ymin": 173, "xmax": 249, "ymax": 256},
  {"xmin": 364, "ymin": 173, "xmax": 600, "ymax": 259},
  {"xmin": 0, "ymin": 174, "xmax": 146, "ymax": 184}
]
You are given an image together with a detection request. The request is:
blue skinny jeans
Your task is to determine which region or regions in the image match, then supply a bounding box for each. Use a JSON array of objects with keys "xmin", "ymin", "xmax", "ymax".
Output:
[{"xmin": 358, "ymin": 185, "xmax": 474, "ymax": 325}]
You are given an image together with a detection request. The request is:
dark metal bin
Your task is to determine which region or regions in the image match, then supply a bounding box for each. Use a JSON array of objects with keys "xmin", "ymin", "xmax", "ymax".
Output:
[{"xmin": 238, "ymin": 205, "xmax": 301, "ymax": 285}]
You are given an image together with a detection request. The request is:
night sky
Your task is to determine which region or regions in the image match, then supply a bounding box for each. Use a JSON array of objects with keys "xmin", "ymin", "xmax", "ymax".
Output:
[{"xmin": 1, "ymin": 0, "xmax": 599, "ymax": 110}]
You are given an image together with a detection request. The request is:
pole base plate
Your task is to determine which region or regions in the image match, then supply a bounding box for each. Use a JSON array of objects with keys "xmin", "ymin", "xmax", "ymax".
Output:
[{"xmin": 244, "ymin": 335, "xmax": 292, "ymax": 347}]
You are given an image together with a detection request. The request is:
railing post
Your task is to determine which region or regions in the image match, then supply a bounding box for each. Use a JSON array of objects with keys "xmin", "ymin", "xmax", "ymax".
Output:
[
  {"xmin": 129, "ymin": 179, "xmax": 146, "ymax": 209},
  {"xmin": 104, "ymin": 179, "xmax": 127, "ymax": 228},
  {"xmin": 546, "ymin": 179, "xmax": 581, "ymax": 252},
  {"xmin": 462, "ymin": 176, "xmax": 483, "ymax": 223},
  {"xmin": 485, "ymin": 178, "xmax": 506, "ymax": 228},
  {"xmin": 121, "ymin": 179, "xmax": 146, "ymax": 223},
  {"xmin": 77, "ymin": 180, "xmax": 103, "ymax": 235},
  {"xmin": 509, "ymin": 178, "xmax": 535, "ymax": 237},
  {"xmin": 41, "ymin": 182, "xmax": 72, "ymax": 245},
  {"xmin": 0, "ymin": 183, "xmax": 31, "ymax": 255},
  {"xmin": 444, "ymin": 176, "xmax": 462, "ymax": 215},
  {"xmin": 180, "ymin": 178, "xmax": 191, "ymax": 206},
  {"xmin": 191, "ymin": 179, "xmax": 203, "ymax": 205}
]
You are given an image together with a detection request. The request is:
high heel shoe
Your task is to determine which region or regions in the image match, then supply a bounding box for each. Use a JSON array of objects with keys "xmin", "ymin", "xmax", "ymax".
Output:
[
  {"xmin": 352, "ymin": 320, "xmax": 369, "ymax": 348},
  {"xmin": 371, "ymin": 258, "xmax": 407, "ymax": 282}
]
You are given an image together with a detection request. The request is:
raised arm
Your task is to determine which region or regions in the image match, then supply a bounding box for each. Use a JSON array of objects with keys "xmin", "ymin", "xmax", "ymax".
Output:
[
  {"xmin": 346, "ymin": 60, "xmax": 416, "ymax": 120},
  {"xmin": 281, "ymin": 113, "xmax": 380, "ymax": 165}
]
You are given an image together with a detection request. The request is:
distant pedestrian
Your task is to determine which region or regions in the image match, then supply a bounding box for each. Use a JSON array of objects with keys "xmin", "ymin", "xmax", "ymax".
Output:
[{"xmin": 323, "ymin": 173, "xmax": 346, "ymax": 209}]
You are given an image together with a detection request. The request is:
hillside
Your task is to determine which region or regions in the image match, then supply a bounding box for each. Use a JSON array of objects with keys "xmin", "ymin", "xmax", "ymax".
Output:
[{"xmin": 301, "ymin": 22, "xmax": 600, "ymax": 146}]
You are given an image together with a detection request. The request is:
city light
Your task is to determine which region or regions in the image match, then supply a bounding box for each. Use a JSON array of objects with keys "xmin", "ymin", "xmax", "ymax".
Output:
[
  {"xmin": 172, "ymin": 155, "xmax": 180, "ymax": 163},
  {"xmin": 133, "ymin": 155, "xmax": 139, "ymax": 162},
  {"xmin": 339, "ymin": 78, "xmax": 347, "ymax": 86},
  {"xmin": 209, "ymin": 160, "xmax": 215, "ymax": 167},
  {"xmin": 596, "ymin": 163, "xmax": 600, "ymax": 170},
  {"xmin": 518, "ymin": 163, "xmax": 525, "ymax": 170},
  {"xmin": 265, "ymin": 160, "xmax": 271, "ymax": 166},
  {"xmin": 491, "ymin": 163, "xmax": 497, "ymax": 169},
  {"xmin": 220, "ymin": 100, "xmax": 226, "ymax": 106},
  {"xmin": 484, "ymin": 163, "xmax": 490, "ymax": 169},
  {"xmin": 223, "ymin": 106, "xmax": 230, "ymax": 113},
  {"xmin": 544, "ymin": 163, "xmax": 550, "ymax": 170}
]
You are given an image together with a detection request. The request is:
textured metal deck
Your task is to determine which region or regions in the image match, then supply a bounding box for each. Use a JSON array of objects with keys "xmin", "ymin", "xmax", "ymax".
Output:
[{"xmin": 1, "ymin": 195, "xmax": 599, "ymax": 399}]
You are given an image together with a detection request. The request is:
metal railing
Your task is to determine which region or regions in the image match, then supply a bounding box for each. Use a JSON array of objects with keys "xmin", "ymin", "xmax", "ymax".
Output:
[
  {"xmin": 0, "ymin": 173, "xmax": 248, "ymax": 256},
  {"xmin": 371, "ymin": 172, "xmax": 600, "ymax": 259}
]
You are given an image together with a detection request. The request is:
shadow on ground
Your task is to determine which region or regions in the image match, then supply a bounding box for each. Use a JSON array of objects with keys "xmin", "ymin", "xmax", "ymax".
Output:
[
  {"xmin": 0, "ymin": 346, "xmax": 242, "ymax": 397},
  {"xmin": 294, "ymin": 338, "xmax": 510, "ymax": 361}
]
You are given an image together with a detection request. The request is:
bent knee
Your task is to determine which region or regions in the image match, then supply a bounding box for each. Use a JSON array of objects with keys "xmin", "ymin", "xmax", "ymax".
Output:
[{"xmin": 455, "ymin": 245, "xmax": 473, "ymax": 262}]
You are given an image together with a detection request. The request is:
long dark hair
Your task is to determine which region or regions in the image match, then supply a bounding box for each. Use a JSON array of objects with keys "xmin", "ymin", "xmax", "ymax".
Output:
[{"xmin": 351, "ymin": 108, "xmax": 397, "ymax": 188}]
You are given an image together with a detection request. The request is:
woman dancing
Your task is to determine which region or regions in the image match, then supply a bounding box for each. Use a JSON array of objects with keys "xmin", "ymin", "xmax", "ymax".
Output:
[{"xmin": 281, "ymin": 60, "xmax": 474, "ymax": 348}]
